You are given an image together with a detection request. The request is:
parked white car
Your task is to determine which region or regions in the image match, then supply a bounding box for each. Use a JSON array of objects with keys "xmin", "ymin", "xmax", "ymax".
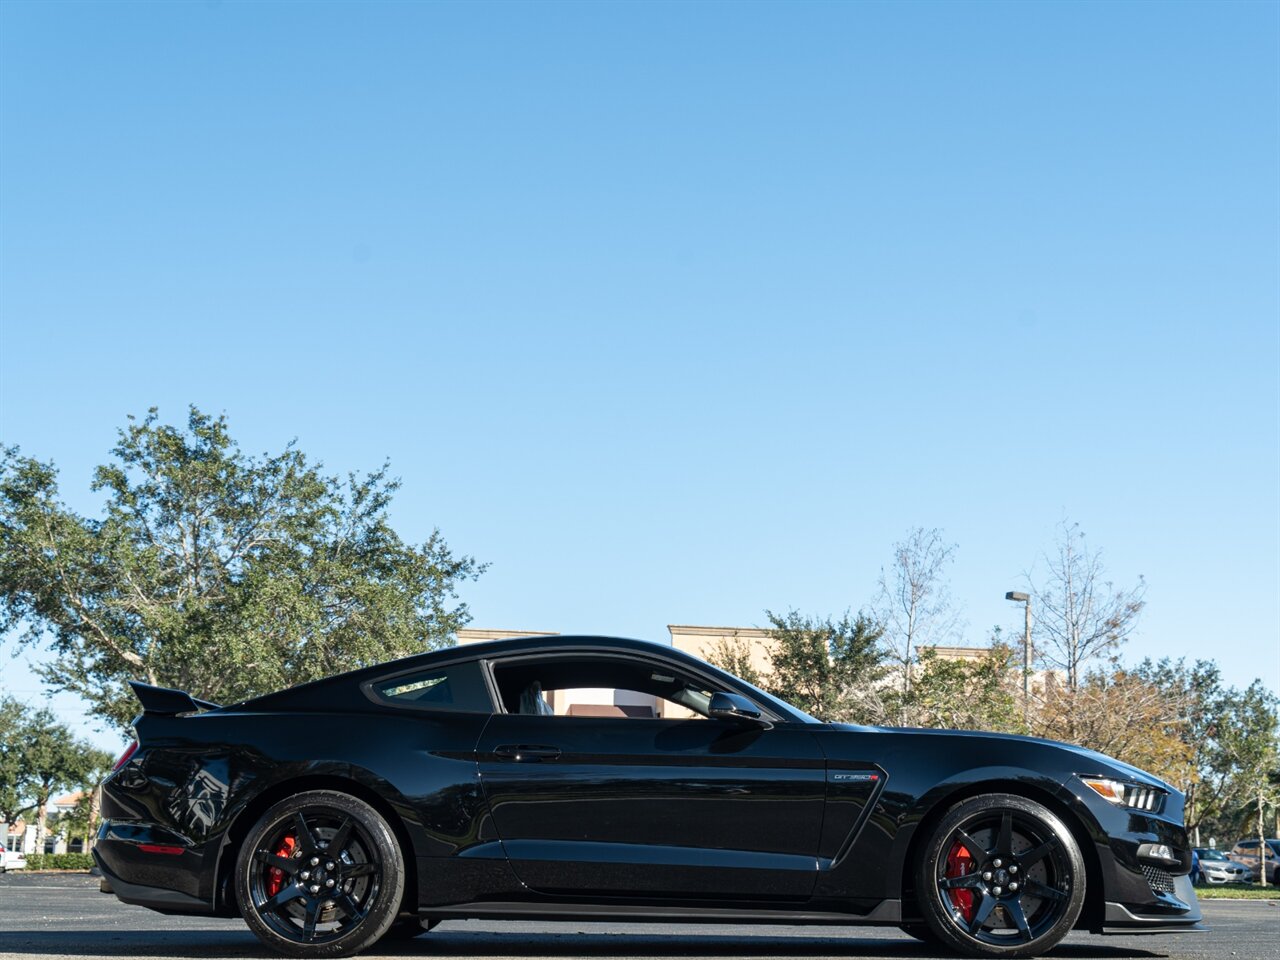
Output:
[{"xmin": 0, "ymin": 842, "xmax": 27, "ymax": 872}]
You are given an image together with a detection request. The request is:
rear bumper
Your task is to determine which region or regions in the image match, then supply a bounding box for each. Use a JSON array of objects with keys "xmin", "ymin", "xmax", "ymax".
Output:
[
  {"xmin": 93, "ymin": 819, "xmax": 220, "ymax": 915},
  {"xmin": 93, "ymin": 850, "xmax": 215, "ymax": 915}
]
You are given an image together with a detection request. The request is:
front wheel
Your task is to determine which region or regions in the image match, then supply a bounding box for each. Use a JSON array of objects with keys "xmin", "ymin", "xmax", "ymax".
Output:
[
  {"xmin": 235, "ymin": 790, "xmax": 405, "ymax": 958},
  {"xmin": 915, "ymin": 793, "xmax": 1086, "ymax": 958}
]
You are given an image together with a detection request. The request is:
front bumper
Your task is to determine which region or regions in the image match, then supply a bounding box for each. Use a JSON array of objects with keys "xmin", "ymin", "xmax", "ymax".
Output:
[
  {"xmin": 1200, "ymin": 870, "xmax": 1250, "ymax": 884},
  {"xmin": 1101, "ymin": 874, "xmax": 1203, "ymax": 933},
  {"xmin": 1059, "ymin": 779, "xmax": 1203, "ymax": 934}
]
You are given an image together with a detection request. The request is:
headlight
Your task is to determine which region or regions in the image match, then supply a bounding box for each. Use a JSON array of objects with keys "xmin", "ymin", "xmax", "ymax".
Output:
[{"xmin": 1081, "ymin": 776, "xmax": 1165, "ymax": 811}]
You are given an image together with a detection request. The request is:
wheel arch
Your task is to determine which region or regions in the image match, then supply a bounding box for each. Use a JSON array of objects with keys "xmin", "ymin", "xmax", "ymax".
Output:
[
  {"xmin": 898, "ymin": 777, "xmax": 1105, "ymax": 931},
  {"xmin": 213, "ymin": 773, "xmax": 419, "ymax": 919}
]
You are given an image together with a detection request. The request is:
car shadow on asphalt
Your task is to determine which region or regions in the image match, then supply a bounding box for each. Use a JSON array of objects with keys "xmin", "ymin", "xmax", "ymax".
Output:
[{"xmin": 0, "ymin": 930, "xmax": 1169, "ymax": 959}]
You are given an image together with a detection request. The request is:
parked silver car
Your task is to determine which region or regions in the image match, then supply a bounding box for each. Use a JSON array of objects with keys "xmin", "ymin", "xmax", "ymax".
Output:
[
  {"xmin": 1229, "ymin": 839, "xmax": 1280, "ymax": 885},
  {"xmin": 1193, "ymin": 847, "xmax": 1251, "ymax": 884}
]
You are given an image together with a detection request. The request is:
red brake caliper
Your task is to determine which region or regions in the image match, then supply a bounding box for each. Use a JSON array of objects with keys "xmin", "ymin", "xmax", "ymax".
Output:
[
  {"xmin": 265, "ymin": 834, "xmax": 297, "ymax": 898},
  {"xmin": 946, "ymin": 841, "xmax": 977, "ymax": 924}
]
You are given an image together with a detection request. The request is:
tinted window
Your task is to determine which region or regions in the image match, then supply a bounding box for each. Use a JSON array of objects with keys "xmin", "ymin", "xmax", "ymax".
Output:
[
  {"xmin": 370, "ymin": 660, "xmax": 492, "ymax": 713},
  {"xmin": 491, "ymin": 655, "xmax": 722, "ymax": 720}
]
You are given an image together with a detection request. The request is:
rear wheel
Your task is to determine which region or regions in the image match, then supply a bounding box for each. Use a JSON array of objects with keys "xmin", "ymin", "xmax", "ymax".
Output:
[
  {"xmin": 235, "ymin": 790, "xmax": 405, "ymax": 958},
  {"xmin": 916, "ymin": 793, "xmax": 1085, "ymax": 958}
]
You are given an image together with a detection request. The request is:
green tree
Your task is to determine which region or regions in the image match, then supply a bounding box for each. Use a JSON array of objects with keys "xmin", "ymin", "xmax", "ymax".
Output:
[
  {"xmin": 1215, "ymin": 681, "xmax": 1280, "ymax": 885},
  {"xmin": 904, "ymin": 638, "xmax": 1023, "ymax": 733},
  {"xmin": 705, "ymin": 633, "xmax": 764, "ymax": 688},
  {"xmin": 759, "ymin": 610, "xmax": 887, "ymax": 723},
  {"xmin": 21, "ymin": 707, "xmax": 108, "ymax": 847},
  {"xmin": 0, "ymin": 407, "xmax": 485, "ymax": 729},
  {"xmin": 1131, "ymin": 658, "xmax": 1228, "ymax": 845},
  {"xmin": 0, "ymin": 695, "xmax": 31, "ymax": 826},
  {"xmin": 51, "ymin": 748, "xmax": 114, "ymax": 852}
]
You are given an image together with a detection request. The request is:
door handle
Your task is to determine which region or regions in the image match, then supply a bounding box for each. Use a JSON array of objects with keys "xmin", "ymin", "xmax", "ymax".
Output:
[{"xmin": 493, "ymin": 744, "xmax": 561, "ymax": 762}]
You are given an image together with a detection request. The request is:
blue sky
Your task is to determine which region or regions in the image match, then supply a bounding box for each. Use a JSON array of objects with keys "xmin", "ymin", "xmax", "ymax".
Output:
[{"xmin": 1, "ymin": 0, "xmax": 1277, "ymax": 752}]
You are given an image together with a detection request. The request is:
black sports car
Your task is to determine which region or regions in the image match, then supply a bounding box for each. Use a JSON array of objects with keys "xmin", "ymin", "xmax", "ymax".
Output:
[{"xmin": 95, "ymin": 635, "xmax": 1202, "ymax": 958}]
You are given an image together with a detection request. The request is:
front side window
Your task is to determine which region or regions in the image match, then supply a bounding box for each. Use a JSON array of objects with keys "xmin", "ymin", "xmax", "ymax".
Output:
[
  {"xmin": 491, "ymin": 655, "xmax": 728, "ymax": 720},
  {"xmin": 368, "ymin": 659, "xmax": 493, "ymax": 713}
]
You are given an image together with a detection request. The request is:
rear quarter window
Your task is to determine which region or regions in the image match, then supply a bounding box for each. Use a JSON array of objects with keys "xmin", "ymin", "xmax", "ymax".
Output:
[{"xmin": 367, "ymin": 660, "xmax": 493, "ymax": 713}]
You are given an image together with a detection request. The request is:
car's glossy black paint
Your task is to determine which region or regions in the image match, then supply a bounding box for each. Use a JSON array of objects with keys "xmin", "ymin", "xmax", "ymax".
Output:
[{"xmin": 95, "ymin": 635, "xmax": 1201, "ymax": 934}]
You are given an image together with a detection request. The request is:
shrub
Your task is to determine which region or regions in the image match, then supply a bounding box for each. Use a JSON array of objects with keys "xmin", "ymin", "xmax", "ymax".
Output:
[{"xmin": 21, "ymin": 853, "xmax": 94, "ymax": 871}]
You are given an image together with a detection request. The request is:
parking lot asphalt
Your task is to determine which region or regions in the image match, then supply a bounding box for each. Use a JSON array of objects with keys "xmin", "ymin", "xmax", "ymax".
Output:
[{"xmin": 0, "ymin": 873, "xmax": 1275, "ymax": 960}]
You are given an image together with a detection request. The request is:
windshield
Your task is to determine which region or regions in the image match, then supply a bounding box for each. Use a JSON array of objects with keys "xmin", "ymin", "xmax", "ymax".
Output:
[{"xmin": 1198, "ymin": 850, "xmax": 1228, "ymax": 861}]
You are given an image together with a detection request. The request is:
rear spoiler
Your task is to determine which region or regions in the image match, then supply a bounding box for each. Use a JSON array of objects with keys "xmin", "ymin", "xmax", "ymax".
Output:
[{"xmin": 128, "ymin": 680, "xmax": 220, "ymax": 716}]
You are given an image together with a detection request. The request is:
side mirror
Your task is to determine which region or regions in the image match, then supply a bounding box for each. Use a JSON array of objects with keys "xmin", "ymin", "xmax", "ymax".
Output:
[{"xmin": 708, "ymin": 691, "xmax": 771, "ymax": 728}]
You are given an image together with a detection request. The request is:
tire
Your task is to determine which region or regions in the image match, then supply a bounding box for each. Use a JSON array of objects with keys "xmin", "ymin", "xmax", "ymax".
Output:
[
  {"xmin": 235, "ymin": 790, "xmax": 405, "ymax": 958},
  {"xmin": 915, "ymin": 793, "xmax": 1086, "ymax": 959}
]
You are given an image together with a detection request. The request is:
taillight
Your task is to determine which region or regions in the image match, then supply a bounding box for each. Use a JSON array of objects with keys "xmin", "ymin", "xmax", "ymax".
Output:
[
  {"xmin": 113, "ymin": 741, "xmax": 139, "ymax": 771},
  {"xmin": 138, "ymin": 844, "xmax": 185, "ymax": 856}
]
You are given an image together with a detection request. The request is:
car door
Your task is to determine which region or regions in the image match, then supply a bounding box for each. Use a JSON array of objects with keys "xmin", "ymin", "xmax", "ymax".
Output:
[{"xmin": 475, "ymin": 651, "xmax": 827, "ymax": 900}]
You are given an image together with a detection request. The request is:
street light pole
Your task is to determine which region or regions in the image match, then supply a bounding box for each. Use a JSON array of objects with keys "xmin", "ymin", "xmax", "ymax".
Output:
[{"xmin": 1005, "ymin": 591, "xmax": 1032, "ymax": 724}]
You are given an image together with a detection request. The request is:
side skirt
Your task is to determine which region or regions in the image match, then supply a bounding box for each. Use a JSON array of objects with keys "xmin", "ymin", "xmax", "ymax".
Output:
[{"xmin": 421, "ymin": 899, "xmax": 904, "ymax": 926}]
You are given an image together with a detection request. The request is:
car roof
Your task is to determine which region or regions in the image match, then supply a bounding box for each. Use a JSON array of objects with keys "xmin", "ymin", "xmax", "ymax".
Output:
[
  {"xmin": 362, "ymin": 634, "xmax": 717, "ymax": 681},
  {"xmin": 225, "ymin": 634, "xmax": 802, "ymax": 718}
]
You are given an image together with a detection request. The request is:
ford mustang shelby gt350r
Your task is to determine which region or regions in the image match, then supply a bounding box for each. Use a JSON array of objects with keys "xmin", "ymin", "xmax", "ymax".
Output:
[{"xmin": 95, "ymin": 635, "xmax": 1201, "ymax": 958}]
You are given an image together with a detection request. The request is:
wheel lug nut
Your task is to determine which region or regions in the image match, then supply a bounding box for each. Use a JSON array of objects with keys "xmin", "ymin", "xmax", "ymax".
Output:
[
  {"xmin": 1009, "ymin": 882, "xmax": 1019, "ymax": 891},
  {"xmin": 325, "ymin": 878, "xmax": 335, "ymax": 887},
  {"xmin": 309, "ymin": 884, "xmax": 320, "ymax": 894},
  {"xmin": 982, "ymin": 871, "xmax": 992, "ymax": 881},
  {"xmin": 310, "ymin": 857, "xmax": 320, "ymax": 866},
  {"xmin": 299, "ymin": 871, "xmax": 310, "ymax": 880},
  {"xmin": 993, "ymin": 859, "xmax": 1003, "ymax": 868},
  {"xmin": 1009, "ymin": 865, "xmax": 1018, "ymax": 874},
  {"xmin": 993, "ymin": 885, "xmax": 1003, "ymax": 895}
]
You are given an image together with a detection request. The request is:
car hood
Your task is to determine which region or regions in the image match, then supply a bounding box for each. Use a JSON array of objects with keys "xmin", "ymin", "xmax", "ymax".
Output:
[{"xmin": 824, "ymin": 723, "xmax": 1175, "ymax": 792}]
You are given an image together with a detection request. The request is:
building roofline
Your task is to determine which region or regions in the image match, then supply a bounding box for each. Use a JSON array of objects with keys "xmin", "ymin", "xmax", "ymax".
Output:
[{"xmin": 667, "ymin": 624, "xmax": 772, "ymax": 638}]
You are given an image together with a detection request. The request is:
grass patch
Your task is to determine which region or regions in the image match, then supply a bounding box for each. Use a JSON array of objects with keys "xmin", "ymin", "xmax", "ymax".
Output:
[{"xmin": 1196, "ymin": 883, "xmax": 1279, "ymax": 900}]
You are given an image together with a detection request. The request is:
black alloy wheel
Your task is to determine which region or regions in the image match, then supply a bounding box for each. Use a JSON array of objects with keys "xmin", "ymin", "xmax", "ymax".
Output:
[
  {"xmin": 916, "ymin": 793, "xmax": 1086, "ymax": 958},
  {"xmin": 236, "ymin": 790, "xmax": 405, "ymax": 958}
]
